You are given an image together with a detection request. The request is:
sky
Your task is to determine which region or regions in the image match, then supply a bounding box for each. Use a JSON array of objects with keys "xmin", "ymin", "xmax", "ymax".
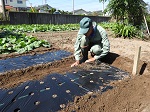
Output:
[{"xmin": 26, "ymin": 0, "xmax": 150, "ymax": 12}]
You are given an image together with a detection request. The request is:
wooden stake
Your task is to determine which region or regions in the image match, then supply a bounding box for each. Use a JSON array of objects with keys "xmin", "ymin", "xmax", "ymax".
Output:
[
  {"xmin": 132, "ymin": 46, "xmax": 141, "ymax": 76},
  {"xmin": 143, "ymin": 15, "xmax": 150, "ymax": 35}
]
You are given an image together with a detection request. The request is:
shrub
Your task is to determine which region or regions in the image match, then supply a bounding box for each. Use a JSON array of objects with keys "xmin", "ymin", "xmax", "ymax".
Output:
[
  {"xmin": 112, "ymin": 23, "xmax": 138, "ymax": 38},
  {"xmin": 100, "ymin": 22, "xmax": 144, "ymax": 39}
]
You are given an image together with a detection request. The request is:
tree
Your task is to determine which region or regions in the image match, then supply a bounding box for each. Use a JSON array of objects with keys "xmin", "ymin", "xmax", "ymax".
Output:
[
  {"xmin": 105, "ymin": 0, "xmax": 147, "ymax": 27},
  {"xmin": 49, "ymin": 8, "xmax": 56, "ymax": 14}
]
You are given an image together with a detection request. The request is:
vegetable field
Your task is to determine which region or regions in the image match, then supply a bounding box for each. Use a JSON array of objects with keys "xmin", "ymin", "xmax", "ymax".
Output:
[
  {"xmin": 0, "ymin": 23, "xmax": 150, "ymax": 112},
  {"xmin": 0, "ymin": 24, "xmax": 79, "ymax": 54}
]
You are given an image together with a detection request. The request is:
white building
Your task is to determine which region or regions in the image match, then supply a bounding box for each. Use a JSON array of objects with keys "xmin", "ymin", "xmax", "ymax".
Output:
[
  {"xmin": 73, "ymin": 9, "xmax": 89, "ymax": 15},
  {"xmin": 0, "ymin": 0, "xmax": 27, "ymax": 12}
]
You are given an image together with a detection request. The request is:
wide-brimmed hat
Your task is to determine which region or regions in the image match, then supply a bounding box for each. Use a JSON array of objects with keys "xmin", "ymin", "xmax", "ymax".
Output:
[{"xmin": 79, "ymin": 17, "xmax": 92, "ymax": 34}]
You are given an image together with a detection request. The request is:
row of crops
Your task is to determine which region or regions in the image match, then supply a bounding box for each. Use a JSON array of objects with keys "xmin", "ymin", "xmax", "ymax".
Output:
[
  {"xmin": 0, "ymin": 23, "xmax": 144, "ymax": 54},
  {"xmin": 0, "ymin": 24, "xmax": 79, "ymax": 33},
  {"xmin": 0, "ymin": 31, "xmax": 50, "ymax": 54},
  {"xmin": 0, "ymin": 24, "xmax": 79, "ymax": 54},
  {"xmin": 0, "ymin": 23, "xmax": 143, "ymax": 38}
]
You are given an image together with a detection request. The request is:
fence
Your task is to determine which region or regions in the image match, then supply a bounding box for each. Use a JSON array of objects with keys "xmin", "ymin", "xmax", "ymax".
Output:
[{"xmin": 8, "ymin": 12, "xmax": 111, "ymax": 25}]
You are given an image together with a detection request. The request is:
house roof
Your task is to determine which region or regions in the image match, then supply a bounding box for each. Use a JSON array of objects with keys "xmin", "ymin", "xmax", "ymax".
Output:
[
  {"xmin": 74, "ymin": 9, "xmax": 87, "ymax": 13},
  {"xmin": 36, "ymin": 4, "xmax": 53, "ymax": 10},
  {"xmin": 73, "ymin": 9, "xmax": 93, "ymax": 15},
  {"xmin": 53, "ymin": 11, "xmax": 61, "ymax": 14}
]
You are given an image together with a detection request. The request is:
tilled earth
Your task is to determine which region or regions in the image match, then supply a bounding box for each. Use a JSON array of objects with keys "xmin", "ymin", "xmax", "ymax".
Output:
[{"xmin": 0, "ymin": 30, "xmax": 150, "ymax": 112}]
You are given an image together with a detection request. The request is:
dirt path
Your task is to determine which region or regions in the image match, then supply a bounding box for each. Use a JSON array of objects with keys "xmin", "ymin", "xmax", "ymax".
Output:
[{"xmin": 0, "ymin": 30, "xmax": 150, "ymax": 112}]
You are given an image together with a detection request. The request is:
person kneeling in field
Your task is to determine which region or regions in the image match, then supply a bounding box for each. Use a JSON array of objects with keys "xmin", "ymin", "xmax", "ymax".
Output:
[{"xmin": 71, "ymin": 17, "xmax": 110, "ymax": 67}]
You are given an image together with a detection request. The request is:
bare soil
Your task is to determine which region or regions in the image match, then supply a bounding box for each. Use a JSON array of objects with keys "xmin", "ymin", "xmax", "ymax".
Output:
[{"xmin": 0, "ymin": 30, "xmax": 150, "ymax": 112}]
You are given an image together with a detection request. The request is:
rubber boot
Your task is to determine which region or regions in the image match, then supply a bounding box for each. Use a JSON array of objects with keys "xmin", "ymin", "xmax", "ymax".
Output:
[{"xmin": 79, "ymin": 47, "xmax": 89, "ymax": 64}]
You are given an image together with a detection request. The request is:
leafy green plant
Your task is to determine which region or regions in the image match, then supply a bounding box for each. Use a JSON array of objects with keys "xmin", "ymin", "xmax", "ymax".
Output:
[
  {"xmin": 0, "ymin": 24, "xmax": 80, "ymax": 33},
  {"xmin": 0, "ymin": 31, "xmax": 51, "ymax": 54},
  {"xmin": 100, "ymin": 22, "xmax": 144, "ymax": 39},
  {"xmin": 112, "ymin": 23, "xmax": 138, "ymax": 38},
  {"xmin": 99, "ymin": 22, "xmax": 117, "ymax": 29}
]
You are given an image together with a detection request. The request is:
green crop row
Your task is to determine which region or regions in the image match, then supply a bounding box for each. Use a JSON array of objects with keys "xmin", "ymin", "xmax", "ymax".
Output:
[
  {"xmin": 0, "ymin": 31, "xmax": 51, "ymax": 54},
  {"xmin": 0, "ymin": 24, "xmax": 80, "ymax": 33},
  {"xmin": 0, "ymin": 23, "xmax": 145, "ymax": 39}
]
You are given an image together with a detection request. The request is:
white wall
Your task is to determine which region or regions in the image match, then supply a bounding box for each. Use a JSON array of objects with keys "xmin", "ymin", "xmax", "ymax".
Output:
[
  {"xmin": 0, "ymin": 1, "xmax": 3, "ymax": 5},
  {"xmin": 0, "ymin": 0, "xmax": 26, "ymax": 7}
]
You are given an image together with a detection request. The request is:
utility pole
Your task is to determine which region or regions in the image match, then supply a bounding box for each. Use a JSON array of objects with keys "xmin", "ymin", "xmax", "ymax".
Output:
[
  {"xmin": 1, "ymin": 0, "xmax": 6, "ymax": 20},
  {"xmin": 102, "ymin": 0, "xmax": 105, "ymax": 16},
  {"xmin": 42, "ymin": 0, "xmax": 47, "ymax": 5},
  {"xmin": 72, "ymin": 0, "xmax": 74, "ymax": 15}
]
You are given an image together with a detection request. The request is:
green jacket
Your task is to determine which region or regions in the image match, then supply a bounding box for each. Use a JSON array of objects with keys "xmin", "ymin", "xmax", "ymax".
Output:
[{"xmin": 74, "ymin": 22, "xmax": 110, "ymax": 60}]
